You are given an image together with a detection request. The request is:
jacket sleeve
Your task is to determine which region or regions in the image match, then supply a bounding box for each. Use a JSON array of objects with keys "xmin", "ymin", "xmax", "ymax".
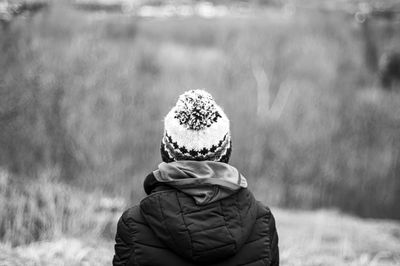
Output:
[
  {"xmin": 269, "ymin": 211, "xmax": 279, "ymax": 266},
  {"xmin": 113, "ymin": 211, "xmax": 137, "ymax": 266}
]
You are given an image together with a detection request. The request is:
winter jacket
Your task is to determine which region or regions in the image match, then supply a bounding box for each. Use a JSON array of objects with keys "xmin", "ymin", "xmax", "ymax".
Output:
[{"xmin": 113, "ymin": 161, "xmax": 279, "ymax": 266}]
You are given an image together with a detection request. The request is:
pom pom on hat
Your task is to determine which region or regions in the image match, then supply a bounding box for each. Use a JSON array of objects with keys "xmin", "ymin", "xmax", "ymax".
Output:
[
  {"xmin": 161, "ymin": 89, "xmax": 231, "ymax": 163},
  {"xmin": 174, "ymin": 90, "xmax": 222, "ymax": 130}
]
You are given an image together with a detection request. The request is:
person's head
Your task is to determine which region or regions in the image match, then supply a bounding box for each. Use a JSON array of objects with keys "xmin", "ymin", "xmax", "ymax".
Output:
[{"xmin": 161, "ymin": 89, "xmax": 231, "ymax": 163}]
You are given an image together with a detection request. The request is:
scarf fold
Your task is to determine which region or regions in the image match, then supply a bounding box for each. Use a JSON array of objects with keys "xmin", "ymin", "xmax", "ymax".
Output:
[{"xmin": 152, "ymin": 161, "xmax": 247, "ymax": 205}]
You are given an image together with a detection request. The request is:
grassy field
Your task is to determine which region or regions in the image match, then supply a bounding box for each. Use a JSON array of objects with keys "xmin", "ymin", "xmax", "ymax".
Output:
[
  {"xmin": 1, "ymin": 2, "xmax": 400, "ymax": 265},
  {"xmin": 1, "ymin": 170, "xmax": 399, "ymax": 265},
  {"xmin": 1, "ymin": 209, "xmax": 399, "ymax": 266}
]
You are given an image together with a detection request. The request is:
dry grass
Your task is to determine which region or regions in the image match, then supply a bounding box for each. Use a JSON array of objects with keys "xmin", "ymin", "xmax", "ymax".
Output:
[
  {"xmin": 275, "ymin": 209, "xmax": 400, "ymax": 266},
  {"xmin": 1, "ymin": 208, "xmax": 399, "ymax": 266},
  {"xmin": 0, "ymin": 167, "xmax": 399, "ymax": 265},
  {"xmin": 0, "ymin": 238, "xmax": 112, "ymax": 266},
  {"xmin": 0, "ymin": 169, "xmax": 123, "ymax": 246}
]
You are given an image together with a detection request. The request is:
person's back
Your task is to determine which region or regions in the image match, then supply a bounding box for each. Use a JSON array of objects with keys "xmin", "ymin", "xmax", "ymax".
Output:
[{"xmin": 113, "ymin": 90, "xmax": 279, "ymax": 266}]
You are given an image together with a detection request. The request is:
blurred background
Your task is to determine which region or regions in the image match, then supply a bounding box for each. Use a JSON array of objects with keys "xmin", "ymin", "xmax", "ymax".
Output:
[{"xmin": 1, "ymin": 0, "xmax": 400, "ymax": 265}]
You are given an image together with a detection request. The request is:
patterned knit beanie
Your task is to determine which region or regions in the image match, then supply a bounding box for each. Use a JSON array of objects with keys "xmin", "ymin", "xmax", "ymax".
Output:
[{"xmin": 161, "ymin": 89, "xmax": 231, "ymax": 163}]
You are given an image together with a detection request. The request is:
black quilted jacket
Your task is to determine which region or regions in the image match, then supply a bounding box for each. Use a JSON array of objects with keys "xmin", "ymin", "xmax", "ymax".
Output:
[{"xmin": 113, "ymin": 173, "xmax": 279, "ymax": 266}]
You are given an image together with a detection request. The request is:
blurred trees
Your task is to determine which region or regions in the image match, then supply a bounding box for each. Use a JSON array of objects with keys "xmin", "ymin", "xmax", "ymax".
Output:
[
  {"xmin": 1, "ymin": 4, "xmax": 400, "ymax": 219},
  {"xmin": 0, "ymin": 14, "xmax": 80, "ymax": 180}
]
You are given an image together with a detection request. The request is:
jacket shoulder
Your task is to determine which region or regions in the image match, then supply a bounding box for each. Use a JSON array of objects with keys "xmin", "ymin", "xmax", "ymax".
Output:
[
  {"xmin": 120, "ymin": 205, "xmax": 145, "ymax": 226},
  {"xmin": 114, "ymin": 205, "xmax": 144, "ymax": 248},
  {"xmin": 114, "ymin": 204, "xmax": 171, "ymax": 266},
  {"xmin": 116, "ymin": 202, "xmax": 200, "ymax": 266},
  {"xmin": 118, "ymin": 204, "xmax": 173, "ymax": 249},
  {"xmin": 255, "ymin": 201, "xmax": 273, "ymax": 218}
]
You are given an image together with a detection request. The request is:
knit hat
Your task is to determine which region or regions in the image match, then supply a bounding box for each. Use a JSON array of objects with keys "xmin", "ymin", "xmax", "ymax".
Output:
[{"xmin": 161, "ymin": 89, "xmax": 231, "ymax": 163}]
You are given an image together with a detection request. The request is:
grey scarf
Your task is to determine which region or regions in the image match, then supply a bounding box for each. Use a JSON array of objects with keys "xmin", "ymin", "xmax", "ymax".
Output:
[{"xmin": 153, "ymin": 161, "xmax": 247, "ymax": 205}]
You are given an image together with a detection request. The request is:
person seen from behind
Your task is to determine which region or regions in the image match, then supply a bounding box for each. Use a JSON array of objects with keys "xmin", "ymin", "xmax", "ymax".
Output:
[{"xmin": 113, "ymin": 89, "xmax": 279, "ymax": 266}]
